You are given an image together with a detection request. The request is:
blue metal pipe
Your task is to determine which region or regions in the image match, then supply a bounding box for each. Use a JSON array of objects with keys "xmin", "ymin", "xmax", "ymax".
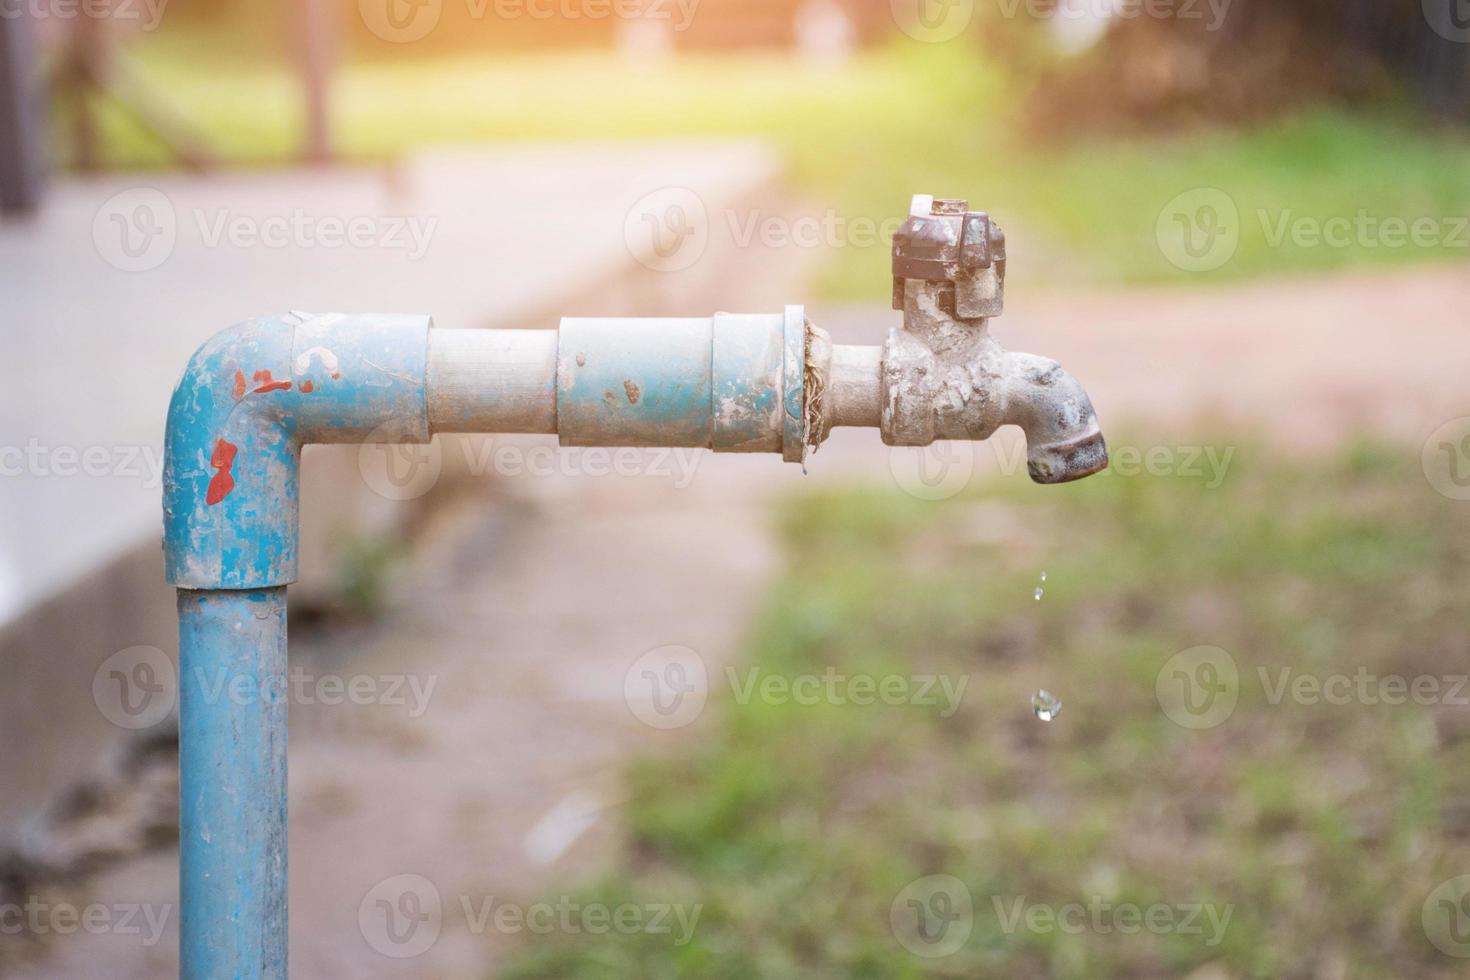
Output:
[
  {"xmin": 555, "ymin": 307, "xmax": 807, "ymax": 461},
  {"xmin": 178, "ymin": 587, "xmax": 288, "ymax": 980},
  {"xmin": 163, "ymin": 298, "xmax": 1102, "ymax": 975},
  {"xmin": 163, "ymin": 309, "xmax": 808, "ymax": 976}
]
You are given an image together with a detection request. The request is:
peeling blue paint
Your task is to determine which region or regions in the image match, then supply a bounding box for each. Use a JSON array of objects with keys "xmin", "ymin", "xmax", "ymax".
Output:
[
  {"xmin": 556, "ymin": 310, "xmax": 807, "ymax": 458},
  {"xmin": 163, "ymin": 313, "xmax": 431, "ymax": 589},
  {"xmin": 178, "ymin": 586, "xmax": 288, "ymax": 980},
  {"xmin": 164, "ymin": 309, "xmax": 811, "ymax": 979}
]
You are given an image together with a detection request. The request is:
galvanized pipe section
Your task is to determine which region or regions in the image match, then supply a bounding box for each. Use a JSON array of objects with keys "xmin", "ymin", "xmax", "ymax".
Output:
[
  {"xmin": 178, "ymin": 587, "xmax": 288, "ymax": 980},
  {"xmin": 825, "ymin": 344, "xmax": 882, "ymax": 429},
  {"xmin": 423, "ymin": 313, "xmax": 809, "ymax": 460},
  {"xmin": 428, "ymin": 328, "xmax": 557, "ymax": 435}
]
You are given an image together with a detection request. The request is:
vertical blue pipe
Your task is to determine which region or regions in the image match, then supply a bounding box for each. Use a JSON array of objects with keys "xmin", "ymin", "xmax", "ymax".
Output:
[{"xmin": 178, "ymin": 587, "xmax": 288, "ymax": 979}]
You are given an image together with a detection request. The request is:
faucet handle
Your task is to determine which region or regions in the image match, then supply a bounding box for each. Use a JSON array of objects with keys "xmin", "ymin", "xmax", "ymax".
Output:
[{"xmin": 891, "ymin": 195, "xmax": 1007, "ymax": 320}]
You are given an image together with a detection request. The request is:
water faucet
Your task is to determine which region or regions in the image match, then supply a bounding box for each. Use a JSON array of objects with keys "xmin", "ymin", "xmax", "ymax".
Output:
[
  {"xmin": 808, "ymin": 194, "xmax": 1109, "ymax": 483},
  {"xmin": 162, "ymin": 192, "xmax": 1109, "ymax": 978}
]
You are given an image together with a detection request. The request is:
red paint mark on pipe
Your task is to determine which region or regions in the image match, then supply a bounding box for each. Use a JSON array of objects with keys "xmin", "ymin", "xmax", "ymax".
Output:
[
  {"xmin": 205, "ymin": 439, "xmax": 237, "ymax": 505},
  {"xmin": 299, "ymin": 380, "xmax": 314, "ymax": 393},
  {"xmin": 232, "ymin": 370, "xmax": 246, "ymax": 401},
  {"xmin": 250, "ymin": 370, "xmax": 292, "ymax": 394}
]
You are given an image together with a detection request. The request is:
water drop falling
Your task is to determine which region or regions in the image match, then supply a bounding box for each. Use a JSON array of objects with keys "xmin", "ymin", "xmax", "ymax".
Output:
[
  {"xmin": 1040, "ymin": 571, "xmax": 1048, "ymax": 582},
  {"xmin": 1031, "ymin": 690, "xmax": 1062, "ymax": 722},
  {"xmin": 1034, "ymin": 587, "xmax": 1044, "ymax": 601}
]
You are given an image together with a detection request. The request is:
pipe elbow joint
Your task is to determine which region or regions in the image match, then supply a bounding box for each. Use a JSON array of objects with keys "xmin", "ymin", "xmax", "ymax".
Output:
[
  {"xmin": 163, "ymin": 312, "xmax": 431, "ymax": 589},
  {"xmin": 998, "ymin": 351, "xmax": 1108, "ymax": 485}
]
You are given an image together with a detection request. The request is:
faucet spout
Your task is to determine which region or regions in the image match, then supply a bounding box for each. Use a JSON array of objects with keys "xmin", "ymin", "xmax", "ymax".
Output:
[{"xmin": 997, "ymin": 351, "xmax": 1109, "ymax": 484}]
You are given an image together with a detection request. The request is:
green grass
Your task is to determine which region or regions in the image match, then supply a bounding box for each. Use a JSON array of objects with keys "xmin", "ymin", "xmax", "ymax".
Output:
[
  {"xmin": 495, "ymin": 439, "xmax": 1470, "ymax": 978},
  {"xmin": 88, "ymin": 38, "xmax": 1470, "ymax": 297}
]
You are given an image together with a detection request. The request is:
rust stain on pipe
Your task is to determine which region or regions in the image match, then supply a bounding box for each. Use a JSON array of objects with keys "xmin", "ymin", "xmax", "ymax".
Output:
[{"xmin": 205, "ymin": 438, "xmax": 238, "ymax": 506}]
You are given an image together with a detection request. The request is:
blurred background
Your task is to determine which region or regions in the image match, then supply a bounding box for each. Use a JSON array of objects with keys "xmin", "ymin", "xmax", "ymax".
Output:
[{"xmin": 3, "ymin": 1, "xmax": 1470, "ymax": 976}]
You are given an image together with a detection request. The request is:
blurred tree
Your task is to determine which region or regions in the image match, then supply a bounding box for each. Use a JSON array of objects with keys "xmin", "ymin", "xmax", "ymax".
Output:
[{"xmin": 1025, "ymin": 0, "xmax": 1469, "ymax": 133}]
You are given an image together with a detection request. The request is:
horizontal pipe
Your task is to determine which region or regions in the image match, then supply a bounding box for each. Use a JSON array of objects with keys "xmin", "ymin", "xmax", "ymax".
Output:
[
  {"xmin": 550, "ymin": 310, "xmax": 806, "ymax": 461},
  {"xmin": 557, "ymin": 317, "xmax": 717, "ymax": 448},
  {"xmin": 826, "ymin": 345, "xmax": 882, "ymax": 429},
  {"xmin": 428, "ymin": 328, "xmax": 557, "ymax": 435}
]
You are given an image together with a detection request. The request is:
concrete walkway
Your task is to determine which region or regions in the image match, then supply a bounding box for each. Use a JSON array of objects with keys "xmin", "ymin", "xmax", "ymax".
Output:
[{"xmin": 0, "ymin": 140, "xmax": 782, "ymax": 622}]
